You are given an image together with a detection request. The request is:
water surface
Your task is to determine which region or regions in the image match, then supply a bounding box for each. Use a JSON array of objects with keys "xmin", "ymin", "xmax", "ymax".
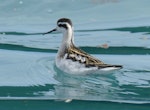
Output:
[{"xmin": 0, "ymin": 0, "xmax": 150, "ymax": 110}]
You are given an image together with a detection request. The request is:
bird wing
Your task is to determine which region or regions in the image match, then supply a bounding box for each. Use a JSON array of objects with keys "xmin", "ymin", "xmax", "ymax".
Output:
[
  {"xmin": 66, "ymin": 46, "xmax": 123, "ymax": 69},
  {"xmin": 67, "ymin": 46, "xmax": 104, "ymax": 67}
]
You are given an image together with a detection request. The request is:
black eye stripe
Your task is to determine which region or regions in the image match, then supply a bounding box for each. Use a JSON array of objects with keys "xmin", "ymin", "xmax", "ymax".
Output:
[
  {"xmin": 58, "ymin": 24, "xmax": 63, "ymax": 27},
  {"xmin": 58, "ymin": 24, "xmax": 67, "ymax": 29}
]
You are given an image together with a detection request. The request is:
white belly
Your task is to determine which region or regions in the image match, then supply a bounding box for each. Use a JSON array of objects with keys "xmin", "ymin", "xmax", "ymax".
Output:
[
  {"xmin": 55, "ymin": 57, "xmax": 121, "ymax": 75},
  {"xmin": 55, "ymin": 58, "xmax": 98, "ymax": 75}
]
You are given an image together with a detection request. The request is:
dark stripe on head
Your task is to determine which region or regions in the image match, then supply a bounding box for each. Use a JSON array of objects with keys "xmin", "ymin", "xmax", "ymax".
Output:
[
  {"xmin": 58, "ymin": 24, "xmax": 68, "ymax": 29},
  {"xmin": 57, "ymin": 18, "xmax": 73, "ymax": 27}
]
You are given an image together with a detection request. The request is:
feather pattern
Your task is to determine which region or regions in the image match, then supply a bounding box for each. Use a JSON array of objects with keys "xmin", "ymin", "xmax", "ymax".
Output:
[{"xmin": 65, "ymin": 45, "xmax": 122, "ymax": 69}]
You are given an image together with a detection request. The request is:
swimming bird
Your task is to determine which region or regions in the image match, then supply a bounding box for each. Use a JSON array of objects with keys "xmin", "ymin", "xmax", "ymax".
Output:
[{"xmin": 44, "ymin": 18, "xmax": 123, "ymax": 74}]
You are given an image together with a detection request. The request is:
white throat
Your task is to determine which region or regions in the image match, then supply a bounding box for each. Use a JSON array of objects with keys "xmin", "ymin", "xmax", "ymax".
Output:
[
  {"xmin": 62, "ymin": 27, "xmax": 74, "ymax": 47},
  {"xmin": 57, "ymin": 25, "xmax": 74, "ymax": 58}
]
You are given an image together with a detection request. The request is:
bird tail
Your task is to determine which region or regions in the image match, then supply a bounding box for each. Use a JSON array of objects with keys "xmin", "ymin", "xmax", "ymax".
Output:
[{"xmin": 98, "ymin": 64, "xmax": 123, "ymax": 71}]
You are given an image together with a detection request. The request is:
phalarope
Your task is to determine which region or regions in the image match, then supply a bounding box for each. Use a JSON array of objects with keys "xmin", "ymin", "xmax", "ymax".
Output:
[{"xmin": 44, "ymin": 18, "xmax": 123, "ymax": 74}]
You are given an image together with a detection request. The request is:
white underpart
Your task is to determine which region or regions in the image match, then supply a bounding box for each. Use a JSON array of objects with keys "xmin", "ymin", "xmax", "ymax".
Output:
[
  {"xmin": 56, "ymin": 56, "xmax": 98, "ymax": 75},
  {"xmin": 56, "ymin": 54, "xmax": 120, "ymax": 75}
]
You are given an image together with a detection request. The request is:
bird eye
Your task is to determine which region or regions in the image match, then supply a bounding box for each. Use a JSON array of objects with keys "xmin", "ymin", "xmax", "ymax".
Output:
[
  {"xmin": 58, "ymin": 24, "xmax": 67, "ymax": 29},
  {"xmin": 58, "ymin": 24, "xmax": 62, "ymax": 27}
]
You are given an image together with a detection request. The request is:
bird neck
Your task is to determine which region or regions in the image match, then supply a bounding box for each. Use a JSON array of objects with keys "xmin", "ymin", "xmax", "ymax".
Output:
[
  {"xmin": 57, "ymin": 27, "xmax": 74, "ymax": 58},
  {"xmin": 62, "ymin": 27, "xmax": 74, "ymax": 47}
]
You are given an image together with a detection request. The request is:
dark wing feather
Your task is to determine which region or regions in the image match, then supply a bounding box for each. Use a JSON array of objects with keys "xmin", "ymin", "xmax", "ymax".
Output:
[
  {"xmin": 66, "ymin": 46, "xmax": 123, "ymax": 69},
  {"xmin": 67, "ymin": 46, "xmax": 104, "ymax": 66}
]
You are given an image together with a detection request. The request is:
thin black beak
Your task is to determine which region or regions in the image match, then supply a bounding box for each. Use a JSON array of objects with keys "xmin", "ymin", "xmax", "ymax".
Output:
[{"xmin": 43, "ymin": 28, "xmax": 57, "ymax": 35}]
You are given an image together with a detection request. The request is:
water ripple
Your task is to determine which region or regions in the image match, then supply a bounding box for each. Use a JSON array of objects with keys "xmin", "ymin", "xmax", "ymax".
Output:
[{"xmin": 0, "ymin": 43, "xmax": 150, "ymax": 54}]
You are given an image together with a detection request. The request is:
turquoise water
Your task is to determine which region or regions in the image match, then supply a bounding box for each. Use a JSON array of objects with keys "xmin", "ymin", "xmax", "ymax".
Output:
[{"xmin": 0, "ymin": 0, "xmax": 150, "ymax": 109}]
